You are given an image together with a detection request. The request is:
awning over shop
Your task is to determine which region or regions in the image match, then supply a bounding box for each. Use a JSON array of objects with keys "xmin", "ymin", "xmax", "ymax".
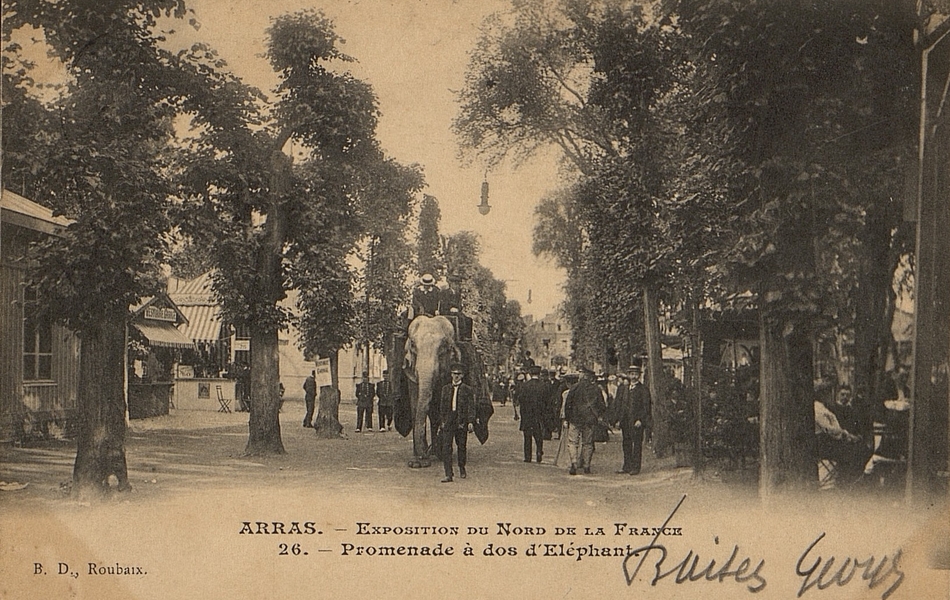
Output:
[
  {"xmin": 178, "ymin": 305, "xmax": 224, "ymax": 343},
  {"xmin": 132, "ymin": 321, "xmax": 195, "ymax": 349}
]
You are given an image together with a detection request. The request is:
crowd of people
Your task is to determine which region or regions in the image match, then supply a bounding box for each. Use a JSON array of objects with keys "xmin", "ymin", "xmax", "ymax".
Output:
[
  {"xmin": 491, "ymin": 361, "xmax": 656, "ymax": 478},
  {"xmin": 296, "ymin": 356, "xmax": 905, "ymax": 489}
]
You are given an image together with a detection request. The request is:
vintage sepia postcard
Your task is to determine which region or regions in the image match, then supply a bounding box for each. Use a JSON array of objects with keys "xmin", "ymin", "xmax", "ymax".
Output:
[{"xmin": 2, "ymin": 0, "xmax": 948, "ymax": 598}]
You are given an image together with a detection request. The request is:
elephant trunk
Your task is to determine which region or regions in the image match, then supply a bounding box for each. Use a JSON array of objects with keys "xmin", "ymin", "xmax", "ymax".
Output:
[{"xmin": 414, "ymin": 354, "xmax": 438, "ymax": 458}]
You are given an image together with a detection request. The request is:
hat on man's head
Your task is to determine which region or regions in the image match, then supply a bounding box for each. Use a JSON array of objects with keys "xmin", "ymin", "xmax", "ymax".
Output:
[
  {"xmin": 528, "ymin": 365, "xmax": 542, "ymax": 376},
  {"xmin": 450, "ymin": 362, "xmax": 466, "ymax": 374},
  {"xmin": 628, "ymin": 363, "xmax": 642, "ymax": 374},
  {"xmin": 578, "ymin": 366, "xmax": 594, "ymax": 376},
  {"xmin": 382, "ymin": 369, "xmax": 389, "ymax": 375},
  {"xmin": 421, "ymin": 273, "xmax": 435, "ymax": 285}
]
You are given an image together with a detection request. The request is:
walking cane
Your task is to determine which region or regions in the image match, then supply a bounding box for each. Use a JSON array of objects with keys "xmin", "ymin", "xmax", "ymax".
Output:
[{"xmin": 555, "ymin": 421, "xmax": 570, "ymax": 467}]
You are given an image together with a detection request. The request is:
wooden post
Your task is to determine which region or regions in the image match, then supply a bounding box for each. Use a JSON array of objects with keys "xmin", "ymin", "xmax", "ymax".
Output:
[
  {"xmin": 908, "ymin": 22, "xmax": 950, "ymax": 502},
  {"xmin": 643, "ymin": 283, "xmax": 669, "ymax": 457},
  {"xmin": 691, "ymin": 294, "xmax": 704, "ymax": 477}
]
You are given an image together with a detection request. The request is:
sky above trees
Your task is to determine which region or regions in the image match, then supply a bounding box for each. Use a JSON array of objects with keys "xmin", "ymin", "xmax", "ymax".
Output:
[{"xmin": 173, "ymin": 0, "xmax": 566, "ymax": 317}]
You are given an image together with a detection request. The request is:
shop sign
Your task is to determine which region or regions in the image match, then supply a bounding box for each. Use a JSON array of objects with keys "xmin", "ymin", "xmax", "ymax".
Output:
[
  {"xmin": 315, "ymin": 358, "xmax": 331, "ymax": 387},
  {"xmin": 144, "ymin": 306, "xmax": 178, "ymax": 322}
]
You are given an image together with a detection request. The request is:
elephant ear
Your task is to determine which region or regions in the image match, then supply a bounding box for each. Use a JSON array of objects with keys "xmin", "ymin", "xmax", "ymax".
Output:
[
  {"xmin": 394, "ymin": 338, "xmax": 414, "ymax": 437},
  {"xmin": 404, "ymin": 339, "xmax": 418, "ymax": 384}
]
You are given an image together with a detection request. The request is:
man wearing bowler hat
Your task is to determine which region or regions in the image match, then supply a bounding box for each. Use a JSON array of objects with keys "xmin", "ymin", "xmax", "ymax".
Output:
[
  {"xmin": 519, "ymin": 365, "xmax": 547, "ymax": 463},
  {"xmin": 438, "ymin": 363, "xmax": 475, "ymax": 482},
  {"xmin": 616, "ymin": 363, "xmax": 651, "ymax": 475}
]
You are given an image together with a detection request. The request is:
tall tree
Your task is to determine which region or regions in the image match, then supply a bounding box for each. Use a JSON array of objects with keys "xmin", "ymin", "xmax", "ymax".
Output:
[
  {"xmin": 295, "ymin": 251, "xmax": 356, "ymax": 391},
  {"xmin": 415, "ymin": 194, "xmax": 443, "ymax": 279},
  {"xmin": 675, "ymin": 0, "xmax": 919, "ymax": 494},
  {"xmin": 444, "ymin": 231, "xmax": 523, "ymax": 369},
  {"xmin": 456, "ymin": 0, "xmax": 680, "ymax": 452},
  {"xmin": 177, "ymin": 9, "xmax": 393, "ymax": 454},
  {"xmin": 352, "ymin": 159, "xmax": 424, "ymax": 373},
  {"xmin": 1, "ymin": 0, "xmax": 210, "ymax": 495},
  {"xmin": 462, "ymin": 0, "xmax": 921, "ymax": 491}
]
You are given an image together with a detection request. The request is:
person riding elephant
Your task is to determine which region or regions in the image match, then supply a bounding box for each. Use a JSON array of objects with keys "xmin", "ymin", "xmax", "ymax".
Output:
[
  {"xmin": 398, "ymin": 315, "xmax": 459, "ymax": 467},
  {"xmin": 396, "ymin": 314, "xmax": 492, "ymax": 467},
  {"xmin": 439, "ymin": 274, "xmax": 461, "ymax": 315},
  {"xmin": 410, "ymin": 274, "xmax": 441, "ymax": 319},
  {"xmin": 440, "ymin": 273, "xmax": 473, "ymax": 342}
]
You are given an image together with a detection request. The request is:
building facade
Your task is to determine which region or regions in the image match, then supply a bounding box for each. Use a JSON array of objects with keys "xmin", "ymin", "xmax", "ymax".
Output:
[
  {"xmin": 0, "ymin": 189, "xmax": 79, "ymax": 442},
  {"xmin": 522, "ymin": 313, "xmax": 573, "ymax": 371}
]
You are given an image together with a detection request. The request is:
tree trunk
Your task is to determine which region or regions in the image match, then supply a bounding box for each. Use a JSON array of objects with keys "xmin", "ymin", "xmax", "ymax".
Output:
[
  {"xmin": 73, "ymin": 320, "xmax": 131, "ymax": 497},
  {"xmin": 851, "ymin": 207, "xmax": 903, "ymax": 440},
  {"xmin": 245, "ymin": 325, "xmax": 285, "ymax": 455},
  {"xmin": 758, "ymin": 312, "xmax": 816, "ymax": 497},
  {"xmin": 241, "ymin": 143, "xmax": 291, "ymax": 456},
  {"xmin": 908, "ymin": 39, "xmax": 950, "ymax": 501},
  {"xmin": 691, "ymin": 293, "xmax": 704, "ymax": 477},
  {"xmin": 329, "ymin": 349, "xmax": 340, "ymax": 391},
  {"xmin": 313, "ymin": 385, "xmax": 343, "ymax": 438},
  {"xmin": 643, "ymin": 284, "xmax": 669, "ymax": 457}
]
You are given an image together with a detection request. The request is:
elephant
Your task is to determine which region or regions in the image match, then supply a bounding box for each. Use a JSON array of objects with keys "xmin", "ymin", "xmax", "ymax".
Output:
[{"xmin": 401, "ymin": 315, "xmax": 460, "ymax": 468}]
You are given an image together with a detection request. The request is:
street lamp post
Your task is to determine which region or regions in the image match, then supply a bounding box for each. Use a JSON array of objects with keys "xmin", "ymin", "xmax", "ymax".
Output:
[{"xmin": 478, "ymin": 178, "xmax": 491, "ymax": 215}]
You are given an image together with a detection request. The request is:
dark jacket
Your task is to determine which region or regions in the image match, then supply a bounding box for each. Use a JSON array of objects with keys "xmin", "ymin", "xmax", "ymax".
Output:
[
  {"xmin": 518, "ymin": 378, "xmax": 547, "ymax": 434},
  {"xmin": 303, "ymin": 375, "xmax": 316, "ymax": 398},
  {"xmin": 376, "ymin": 379, "xmax": 394, "ymax": 407},
  {"xmin": 439, "ymin": 286, "xmax": 461, "ymax": 314},
  {"xmin": 356, "ymin": 381, "xmax": 375, "ymax": 408},
  {"xmin": 412, "ymin": 285, "xmax": 441, "ymax": 317},
  {"xmin": 618, "ymin": 382, "xmax": 651, "ymax": 430},
  {"xmin": 609, "ymin": 382, "xmax": 628, "ymax": 425},
  {"xmin": 439, "ymin": 382, "xmax": 475, "ymax": 428},
  {"xmin": 564, "ymin": 378, "xmax": 607, "ymax": 427}
]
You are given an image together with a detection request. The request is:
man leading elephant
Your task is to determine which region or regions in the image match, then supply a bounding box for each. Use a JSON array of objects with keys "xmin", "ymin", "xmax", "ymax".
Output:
[{"xmin": 439, "ymin": 363, "xmax": 474, "ymax": 483}]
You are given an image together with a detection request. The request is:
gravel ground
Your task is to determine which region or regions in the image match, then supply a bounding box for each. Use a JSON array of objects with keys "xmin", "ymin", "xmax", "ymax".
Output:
[
  {"xmin": 1, "ymin": 398, "xmax": 719, "ymax": 511},
  {"xmin": 1, "ymin": 399, "xmax": 945, "ymax": 600}
]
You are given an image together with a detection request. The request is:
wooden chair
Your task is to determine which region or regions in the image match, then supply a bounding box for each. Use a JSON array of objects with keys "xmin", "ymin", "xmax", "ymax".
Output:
[{"xmin": 216, "ymin": 385, "xmax": 232, "ymax": 413}]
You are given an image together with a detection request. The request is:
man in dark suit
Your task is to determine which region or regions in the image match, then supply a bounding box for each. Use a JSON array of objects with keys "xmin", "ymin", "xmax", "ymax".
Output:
[
  {"xmin": 355, "ymin": 371, "xmax": 375, "ymax": 433},
  {"xmin": 617, "ymin": 364, "xmax": 651, "ymax": 475},
  {"xmin": 519, "ymin": 365, "xmax": 547, "ymax": 463},
  {"xmin": 549, "ymin": 370, "xmax": 568, "ymax": 439},
  {"xmin": 302, "ymin": 370, "xmax": 317, "ymax": 428},
  {"xmin": 376, "ymin": 370, "xmax": 394, "ymax": 432},
  {"xmin": 439, "ymin": 363, "xmax": 475, "ymax": 482}
]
